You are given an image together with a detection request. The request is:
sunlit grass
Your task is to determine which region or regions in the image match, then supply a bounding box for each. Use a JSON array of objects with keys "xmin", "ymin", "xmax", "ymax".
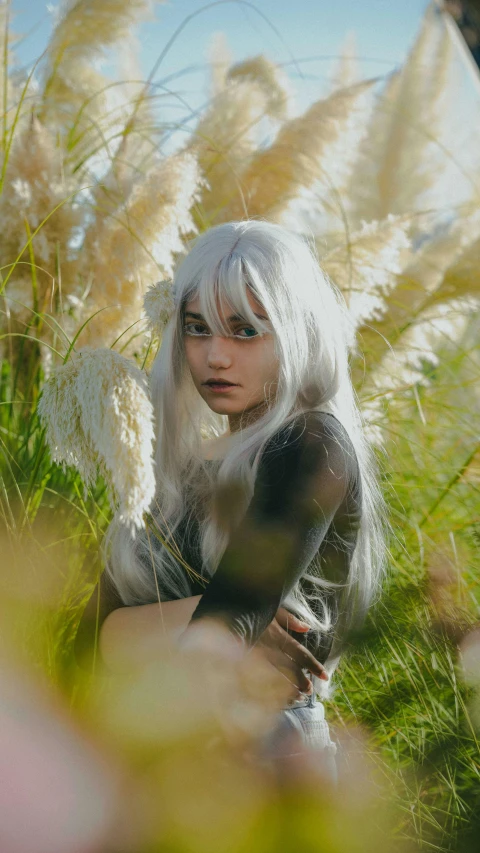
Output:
[
  {"xmin": 1, "ymin": 1, "xmax": 480, "ymax": 851},
  {"xmin": 331, "ymin": 330, "xmax": 480, "ymax": 851}
]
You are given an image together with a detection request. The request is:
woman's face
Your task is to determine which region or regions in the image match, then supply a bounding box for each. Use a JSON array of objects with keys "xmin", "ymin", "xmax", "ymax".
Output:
[{"xmin": 183, "ymin": 289, "xmax": 279, "ymax": 432}]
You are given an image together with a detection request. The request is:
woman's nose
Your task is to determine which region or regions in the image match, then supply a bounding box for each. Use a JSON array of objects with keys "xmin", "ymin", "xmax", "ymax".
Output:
[{"xmin": 207, "ymin": 336, "xmax": 233, "ymax": 369}]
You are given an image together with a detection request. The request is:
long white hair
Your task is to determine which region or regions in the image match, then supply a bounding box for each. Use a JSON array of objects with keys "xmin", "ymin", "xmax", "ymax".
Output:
[{"xmin": 105, "ymin": 219, "xmax": 388, "ymax": 693}]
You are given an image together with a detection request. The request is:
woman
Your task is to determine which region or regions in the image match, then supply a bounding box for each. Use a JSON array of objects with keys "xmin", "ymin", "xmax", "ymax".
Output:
[{"xmin": 78, "ymin": 219, "xmax": 386, "ymax": 774}]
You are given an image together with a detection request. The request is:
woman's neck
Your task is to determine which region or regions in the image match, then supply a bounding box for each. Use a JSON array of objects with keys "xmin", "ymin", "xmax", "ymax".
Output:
[
  {"xmin": 228, "ymin": 400, "xmax": 270, "ymax": 434},
  {"xmin": 201, "ymin": 433, "xmax": 231, "ymax": 461},
  {"xmin": 202, "ymin": 402, "xmax": 273, "ymax": 459}
]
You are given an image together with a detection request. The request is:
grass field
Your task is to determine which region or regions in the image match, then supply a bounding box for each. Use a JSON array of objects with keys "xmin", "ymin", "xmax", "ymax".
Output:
[{"xmin": 1, "ymin": 2, "xmax": 480, "ymax": 851}]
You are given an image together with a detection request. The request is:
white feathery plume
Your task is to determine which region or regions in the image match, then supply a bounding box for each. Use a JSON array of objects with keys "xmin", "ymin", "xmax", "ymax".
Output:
[
  {"xmin": 85, "ymin": 96, "xmax": 161, "ymax": 222},
  {"xmin": 190, "ymin": 52, "xmax": 292, "ymax": 220},
  {"xmin": 352, "ymin": 209, "xmax": 480, "ymax": 378},
  {"xmin": 279, "ymin": 74, "xmax": 375, "ymax": 236},
  {"xmin": 227, "ymin": 56, "xmax": 292, "ymax": 122},
  {"xmin": 342, "ymin": 71, "xmax": 402, "ymax": 228},
  {"xmin": 39, "ymin": 0, "xmax": 157, "ymax": 137},
  {"xmin": 366, "ymin": 295, "xmax": 480, "ymax": 397},
  {"xmin": 360, "ymin": 294, "xmax": 480, "ymax": 446},
  {"xmin": 85, "ymin": 31, "xmax": 163, "ymax": 217},
  {"xmin": 207, "ymin": 32, "xmax": 234, "ymax": 98},
  {"xmin": 143, "ymin": 279, "xmax": 175, "ymax": 335},
  {"xmin": 46, "ymin": 0, "xmax": 156, "ymax": 61},
  {"xmin": 321, "ymin": 214, "xmax": 411, "ymax": 337},
  {"xmin": 328, "ymin": 31, "xmax": 360, "ymax": 93},
  {"xmin": 401, "ymin": 213, "xmax": 480, "ymax": 302},
  {"xmin": 0, "ymin": 114, "xmax": 82, "ymax": 322},
  {"xmin": 37, "ymin": 347, "xmax": 156, "ymax": 530},
  {"xmin": 225, "ymin": 78, "xmax": 374, "ymax": 223},
  {"xmin": 436, "ymin": 210, "xmax": 480, "ymax": 304},
  {"xmin": 346, "ymin": 3, "xmax": 456, "ymax": 228},
  {"xmin": 77, "ymin": 149, "xmax": 204, "ymax": 347}
]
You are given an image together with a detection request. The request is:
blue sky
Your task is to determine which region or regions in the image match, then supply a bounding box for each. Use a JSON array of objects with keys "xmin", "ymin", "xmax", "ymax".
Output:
[{"xmin": 11, "ymin": 0, "xmax": 430, "ymax": 112}]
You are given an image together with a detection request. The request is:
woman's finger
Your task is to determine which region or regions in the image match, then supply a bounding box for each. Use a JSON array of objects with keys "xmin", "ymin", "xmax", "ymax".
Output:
[
  {"xmin": 280, "ymin": 636, "xmax": 329, "ymax": 681},
  {"xmin": 275, "ymin": 607, "xmax": 310, "ymax": 633},
  {"xmin": 261, "ymin": 645, "xmax": 313, "ymax": 695},
  {"xmin": 266, "ymin": 618, "xmax": 329, "ymax": 681}
]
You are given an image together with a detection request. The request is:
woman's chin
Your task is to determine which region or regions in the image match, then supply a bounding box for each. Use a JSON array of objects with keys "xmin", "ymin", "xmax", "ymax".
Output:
[{"xmin": 206, "ymin": 399, "xmax": 240, "ymax": 415}]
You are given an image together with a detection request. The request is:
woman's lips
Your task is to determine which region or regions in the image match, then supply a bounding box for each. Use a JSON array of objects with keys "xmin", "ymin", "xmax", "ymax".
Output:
[{"xmin": 203, "ymin": 382, "xmax": 238, "ymax": 393}]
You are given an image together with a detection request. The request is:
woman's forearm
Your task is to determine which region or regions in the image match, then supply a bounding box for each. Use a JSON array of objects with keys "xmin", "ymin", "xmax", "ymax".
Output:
[{"xmin": 99, "ymin": 595, "xmax": 202, "ymax": 673}]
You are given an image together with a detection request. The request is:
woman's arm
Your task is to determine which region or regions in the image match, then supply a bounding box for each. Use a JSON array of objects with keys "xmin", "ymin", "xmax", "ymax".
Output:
[
  {"xmin": 181, "ymin": 412, "xmax": 355, "ymax": 649},
  {"xmin": 99, "ymin": 595, "xmax": 202, "ymax": 673},
  {"xmin": 74, "ymin": 565, "xmax": 202, "ymax": 673},
  {"xmin": 79, "ymin": 580, "xmax": 327, "ymax": 695}
]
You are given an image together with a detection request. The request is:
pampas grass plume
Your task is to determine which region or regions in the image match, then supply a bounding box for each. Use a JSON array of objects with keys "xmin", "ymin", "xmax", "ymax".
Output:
[
  {"xmin": 191, "ymin": 52, "xmax": 291, "ymax": 219},
  {"xmin": 47, "ymin": 0, "xmax": 156, "ymax": 61},
  {"xmin": 143, "ymin": 280, "xmax": 175, "ymax": 335},
  {"xmin": 366, "ymin": 296, "xmax": 480, "ymax": 396},
  {"xmin": 322, "ymin": 214, "xmax": 411, "ymax": 331},
  {"xmin": 347, "ymin": 3, "xmax": 455, "ymax": 228},
  {"xmin": 224, "ymin": 79, "xmax": 374, "ymax": 222},
  {"xmin": 79, "ymin": 149, "xmax": 203, "ymax": 346},
  {"xmin": 40, "ymin": 1, "xmax": 157, "ymax": 134},
  {"xmin": 38, "ymin": 348, "xmax": 156, "ymax": 530},
  {"xmin": 0, "ymin": 114, "xmax": 82, "ymax": 322}
]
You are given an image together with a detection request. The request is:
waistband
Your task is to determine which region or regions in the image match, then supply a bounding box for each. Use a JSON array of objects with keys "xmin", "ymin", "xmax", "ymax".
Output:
[{"xmin": 282, "ymin": 687, "xmax": 323, "ymax": 714}]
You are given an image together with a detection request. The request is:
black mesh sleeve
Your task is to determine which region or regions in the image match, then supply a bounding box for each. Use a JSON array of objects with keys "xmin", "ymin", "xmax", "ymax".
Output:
[{"xmin": 186, "ymin": 411, "xmax": 359, "ymax": 649}]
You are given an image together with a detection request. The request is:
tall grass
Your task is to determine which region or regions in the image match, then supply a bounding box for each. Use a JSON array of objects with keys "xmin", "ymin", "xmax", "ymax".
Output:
[{"xmin": 1, "ymin": 1, "xmax": 479, "ymax": 850}]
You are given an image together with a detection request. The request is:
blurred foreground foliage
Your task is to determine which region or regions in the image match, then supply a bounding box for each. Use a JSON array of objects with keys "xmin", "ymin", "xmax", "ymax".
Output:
[{"xmin": 0, "ymin": 1, "xmax": 480, "ymax": 851}]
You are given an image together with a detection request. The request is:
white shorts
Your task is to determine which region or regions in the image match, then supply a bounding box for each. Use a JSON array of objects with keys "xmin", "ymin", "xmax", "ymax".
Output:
[{"xmin": 258, "ymin": 686, "xmax": 338, "ymax": 781}]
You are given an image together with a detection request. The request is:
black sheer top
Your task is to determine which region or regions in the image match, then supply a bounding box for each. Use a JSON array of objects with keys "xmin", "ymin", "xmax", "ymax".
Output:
[{"xmin": 179, "ymin": 411, "xmax": 362, "ymax": 664}]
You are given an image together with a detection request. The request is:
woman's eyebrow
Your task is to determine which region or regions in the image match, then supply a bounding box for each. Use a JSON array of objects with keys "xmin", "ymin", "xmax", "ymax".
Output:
[{"xmin": 184, "ymin": 310, "xmax": 268, "ymax": 321}]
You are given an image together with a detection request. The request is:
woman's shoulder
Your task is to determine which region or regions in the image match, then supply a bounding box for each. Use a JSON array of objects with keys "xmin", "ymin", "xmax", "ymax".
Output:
[
  {"xmin": 270, "ymin": 410, "xmax": 354, "ymax": 453},
  {"xmin": 264, "ymin": 410, "xmax": 360, "ymax": 485}
]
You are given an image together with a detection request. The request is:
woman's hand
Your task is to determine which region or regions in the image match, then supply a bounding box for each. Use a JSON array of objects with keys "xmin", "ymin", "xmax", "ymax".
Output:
[{"xmin": 257, "ymin": 608, "xmax": 329, "ymax": 701}]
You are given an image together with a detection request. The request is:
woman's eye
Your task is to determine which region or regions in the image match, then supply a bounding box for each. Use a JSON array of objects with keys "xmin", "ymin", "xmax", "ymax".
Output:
[
  {"xmin": 183, "ymin": 322, "xmax": 259, "ymax": 338},
  {"xmin": 235, "ymin": 326, "xmax": 258, "ymax": 339},
  {"xmin": 183, "ymin": 323, "xmax": 210, "ymax": 336}
]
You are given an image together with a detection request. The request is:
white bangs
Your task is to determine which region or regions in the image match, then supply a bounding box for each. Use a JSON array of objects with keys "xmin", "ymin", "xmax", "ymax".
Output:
[{"xmin": 179, "ymin": 251, "xmax": 272, "ymax": 339}]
